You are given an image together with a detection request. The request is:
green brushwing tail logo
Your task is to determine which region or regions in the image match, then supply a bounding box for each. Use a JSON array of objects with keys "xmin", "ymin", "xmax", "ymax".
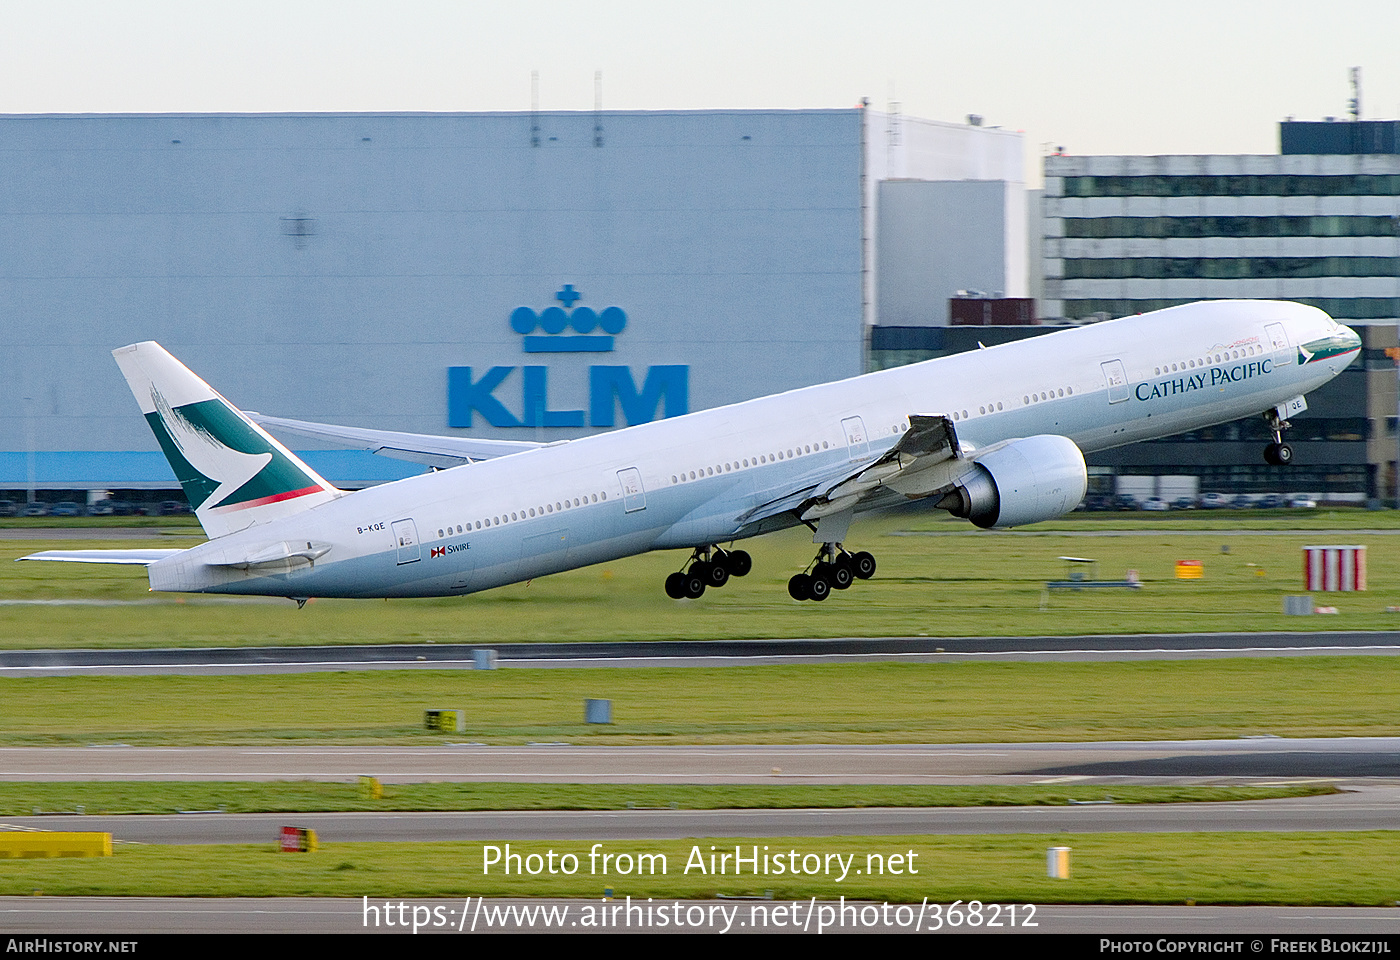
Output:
[{"xmin": 145, "ymin": 387, "xmax": 320, "ymax": 511}]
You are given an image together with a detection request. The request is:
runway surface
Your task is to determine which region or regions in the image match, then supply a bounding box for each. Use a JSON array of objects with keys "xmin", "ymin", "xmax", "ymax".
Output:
[
  {"xmin": 4, "ymin": 739, "xmax": 1396, "ymax": 842},
  {"xmin": 7, "ymin": 785, "xmax": 1399, "ymax": 843},
  {"xmin": 5, "ymin": 739, "xmax": 1399, "ymax": 783},
  {"xmin": 4, "ymin": 631, "xmax": 1399, "ymax": 676}
]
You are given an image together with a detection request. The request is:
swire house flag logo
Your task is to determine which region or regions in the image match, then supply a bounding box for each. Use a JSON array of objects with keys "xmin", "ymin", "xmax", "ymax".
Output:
[{"xmin": 447, "ymin": 285, "xmax": 687, "ymax": 430}]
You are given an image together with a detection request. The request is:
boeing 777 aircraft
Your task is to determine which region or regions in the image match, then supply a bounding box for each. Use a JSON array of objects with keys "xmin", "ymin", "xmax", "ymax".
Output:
[{"xmin": 22, "ymin": 299, "xmax": 1361, "ymax": 603}]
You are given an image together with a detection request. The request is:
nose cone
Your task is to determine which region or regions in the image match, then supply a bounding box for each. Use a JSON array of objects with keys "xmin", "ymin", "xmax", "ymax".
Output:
[
  {"xmin": 1341, "ymin": 324, "xmax": 1362, "ymax": 357},
  {"xmin": 1302, "ymin": 320, "xmax": 1362, "ymax": 369},
  {"xmin": 1331, "ymin": 323, "xmax": 1363, "ymax": 370}
]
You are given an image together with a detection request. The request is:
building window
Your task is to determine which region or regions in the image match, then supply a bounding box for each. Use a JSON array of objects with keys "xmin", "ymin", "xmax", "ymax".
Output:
[
  {"xmin": 1062, "ymin": 257, "xmax": 1399, "ymax": 280},
  {"xmin": 1063, "ymin": 216, "xmax": 1400, "ymax": 239},
  {"xmin": 1061, "ymin": 298, "xmax": 1399, "ymax": 322},
  {"xmin": 1061, "ymin": 174, "xmax": 1400, "ymax": 198}
]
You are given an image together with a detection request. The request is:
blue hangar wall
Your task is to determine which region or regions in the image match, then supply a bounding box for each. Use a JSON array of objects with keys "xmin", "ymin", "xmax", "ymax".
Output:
[{"xmin": 0, "ymin": 110, "xmax": 864, "ymax": 490}]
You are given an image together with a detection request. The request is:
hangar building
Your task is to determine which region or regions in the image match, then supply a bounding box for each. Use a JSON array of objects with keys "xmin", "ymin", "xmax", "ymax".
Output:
[{"xmin": 0, "ymin": 108, "xmax": 1023, "ymax": 502}]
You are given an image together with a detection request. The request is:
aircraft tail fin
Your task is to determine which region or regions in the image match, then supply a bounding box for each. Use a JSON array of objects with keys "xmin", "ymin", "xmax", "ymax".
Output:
[{"xmin": 113, "ymin": 342, "xmax": 341, "ymax": 539}]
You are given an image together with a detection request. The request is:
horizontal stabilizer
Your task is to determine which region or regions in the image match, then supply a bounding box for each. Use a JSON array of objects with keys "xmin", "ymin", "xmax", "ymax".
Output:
[
  {"xmin": 19, "ymin": 549, "xmax": 184, "ymax": 565},
  {"xmin": 247, "ymin": 414, "xmax": 544, "ymax": 468}
]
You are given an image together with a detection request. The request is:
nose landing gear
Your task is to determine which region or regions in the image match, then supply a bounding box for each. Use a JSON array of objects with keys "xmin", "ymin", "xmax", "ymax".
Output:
[{"xmin": 1263, "ymin": 410, "xmax": 1294, "ymax": 466}]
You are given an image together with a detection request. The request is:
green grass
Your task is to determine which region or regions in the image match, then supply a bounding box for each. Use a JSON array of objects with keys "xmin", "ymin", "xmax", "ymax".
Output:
[
  {"xmin": 5, "ymin": 834, "xmax": 1398, "ymax": 904},
  {"xmin": 2, "ymin": 658, "xmax": 1396, "ymax": 745},
  {"xmin": 1, "ymin": 782, "xmax": 1334, "ymax": 816},
  {"xmin": 0, "ymin": 516, "xmax": 201, "ymax": 529},
  {"xmin": 4, "ymin": 514, "xmax": 1391, "ymax": 907},
  {"xmin": 9, "ymin": 512, "xmax": 1400, "ymax": 648}
]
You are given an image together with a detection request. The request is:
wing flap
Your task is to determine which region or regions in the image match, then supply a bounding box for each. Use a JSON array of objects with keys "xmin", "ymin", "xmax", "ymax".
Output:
[
  {"xmin": 815, "ymin": 414, "xmax": 961, "ymax": 507},
  {"xmin": 741, "ymin": 414, "xmax": 968, "ymax": 528}
]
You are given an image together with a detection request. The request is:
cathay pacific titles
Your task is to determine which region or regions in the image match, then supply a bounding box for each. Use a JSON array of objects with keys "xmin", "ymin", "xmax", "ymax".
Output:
[{"xmin": 1136, "ymin": 359, "xmax": 1272, "ymax": 402}]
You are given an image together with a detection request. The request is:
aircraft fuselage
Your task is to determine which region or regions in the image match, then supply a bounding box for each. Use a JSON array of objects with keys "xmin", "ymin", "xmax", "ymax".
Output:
[{"xmin": 138, "ymin": 300, "xmax": 1360, "ymax": 599}]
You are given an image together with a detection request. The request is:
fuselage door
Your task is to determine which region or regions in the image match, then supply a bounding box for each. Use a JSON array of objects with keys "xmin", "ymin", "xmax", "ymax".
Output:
[
  {"xmin": 841, "ymin": 416, "xmax": 869, "ymax": 461},
  {"xmin": 1100, "ymin": 360, "xmax": 1130, "ymax": 403},
  {"xmin": 1265, "ymin": 322, "xmax": 1294, "ymax": 366},
  {"xmin": 617, "ymin": 467, "xmax": 646, "ymax": 513},
  {"xmin": 391, "ymin": 518, "xmax": 421, "ymax": 565}
]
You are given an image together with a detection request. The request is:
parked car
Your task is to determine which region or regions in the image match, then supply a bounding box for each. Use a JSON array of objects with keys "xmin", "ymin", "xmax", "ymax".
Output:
[
  {"xmin": 1255, "ymin": 494, "xmax": 1286, "ymax": 509},
  {"xmin": 0, "ymin": 500, "xmax": 17, "ymax": 517},
  {"xmin": 1288, "ymin": 495, "xmax": 1318, "ymax": 509},
  {"xmin": 86, "ymin": 500, "xmax": 115, "ymax": 516},
  {"xmin": 1140, "ymin": 497, "xmax": 1170, "ymax": 511},
  {"xmin": 1113, "ymin": 494, "xmax": 1138, "ymax": 511},
  {"xmin": 1229, "ymin": 494, "xmax": 1253, "ymax": 509},
  {"xmin": 49, "ymin": 501, "xmax": 84, "ymax": 516},
  {"xmin": 1171, "ymin": 497, "xmax": 1197, "ymax": 510},
  {"xmin": 20, "ymin": 502, "xmax": 49, "ymax": 516},
  {"xmin": 1199, "ymin": 493, "xmax": 1231, "ymax": 509}
]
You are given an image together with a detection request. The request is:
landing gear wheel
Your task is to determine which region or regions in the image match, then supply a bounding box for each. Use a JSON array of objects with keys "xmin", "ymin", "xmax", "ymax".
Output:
[
  {"xmin": 726, "ymin": 549, "xmax": 752, "ymax": 577},
  {"xmin": 1262, "ymin": 408, "xmax": 1294, "ymax": 467},
  {"xmin": 702, "ymin": 560, "xmax": 729, "ymax": 588},
  {"xmin": 664, "ymin": 571, "xmax": 687, "ymax": 599},
  {"xmin": 684, "ymin": 573, "xmax": 706, "ymax": 599},
  {"xmin": 793, "ymin": 543, "xmax": 870, "ymax": 600},
  {"xmin": 829, "ymin": 558, "xmax": 854, "ymax": 590}
]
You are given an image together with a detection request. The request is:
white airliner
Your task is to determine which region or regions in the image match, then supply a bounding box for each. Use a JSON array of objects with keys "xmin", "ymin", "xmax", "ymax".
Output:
[{"xmin": 22, "ymin": 299, "xmax": 1360, "ymax": 603}]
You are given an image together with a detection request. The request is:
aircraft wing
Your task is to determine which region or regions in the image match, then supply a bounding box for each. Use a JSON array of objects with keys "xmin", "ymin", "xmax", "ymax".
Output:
[
  {"xmin": 18, "ymin": 549, "xmax": 184, "ymax": 565},
  {"xmin": 739, "ymin": 414, "xmax": 967, "ymax": 527},
  {"xmin": 246, "ymin": 414, "xmax": 545, "ymax": 468}
]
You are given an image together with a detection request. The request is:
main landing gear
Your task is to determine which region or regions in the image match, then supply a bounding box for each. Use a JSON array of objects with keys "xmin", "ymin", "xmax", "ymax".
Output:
[
  {"xmin": 664, "ymin": 545, "xmax": 752, "ymax": 599},
  {"xmin": 1263, "ymin": 410, "xmax": 1294, "ymax": 466},
  {"xmin": 787, "ymin": 544, "xmax": 876, "ymax": 602}
]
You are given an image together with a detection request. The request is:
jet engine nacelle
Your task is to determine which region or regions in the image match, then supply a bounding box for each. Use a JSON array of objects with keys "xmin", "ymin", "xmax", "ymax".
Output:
[{"xmin": 940, "ymin": 434, "xmax": 1088, "ymax": 529}]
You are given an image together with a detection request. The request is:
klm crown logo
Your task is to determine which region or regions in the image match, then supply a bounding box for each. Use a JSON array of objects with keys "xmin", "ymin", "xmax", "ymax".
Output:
[
  {"xmin": 446, "ymin": 284, "xmax": 688, "ymax": 430},
  {"xmin": 512, "ymin": 285, "xmax": 627, "ymax": 353}
]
